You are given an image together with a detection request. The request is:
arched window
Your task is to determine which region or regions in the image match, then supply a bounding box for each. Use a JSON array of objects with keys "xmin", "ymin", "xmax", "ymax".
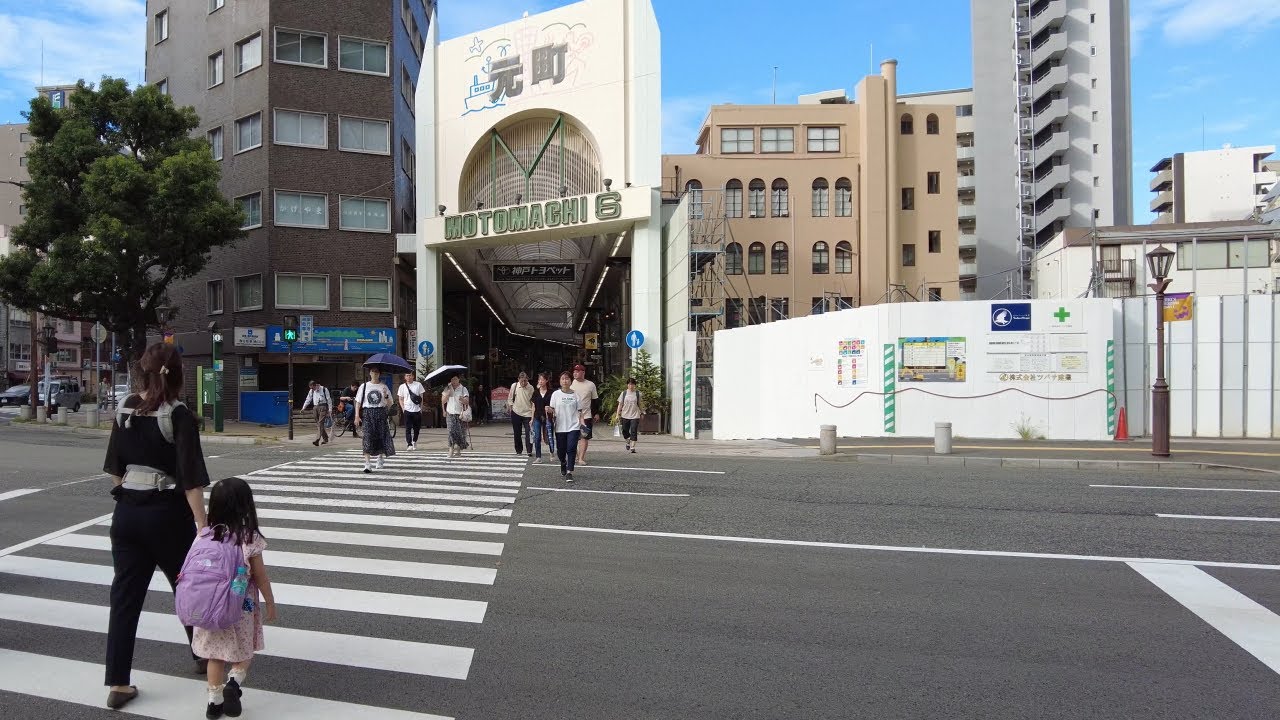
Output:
[
  {"xmin": 771, "ymin": 178, "xmax": 789, "ymax": 217},
  {"xmin": 725, "ymin": 242, "xmax": 743, "ymax": 275},
  {"xmin": 725, "ymin": 179, "xmax": 743, "ymax": 218},
  {"xmin": 685, "ymin": 179, "xmax": 703, "ymax": 219},
  {"xmin": 926, "ymin": 113, "xmax": 939, "ymax": 135},
  {"xmin": 900, "ymin": 113, "xmax": 914, "ymax": 135},
  {"xmin": 771, "ymin": 242, "xmax": 789, "ymax": 274},
  {"xmin": 835, "ymin": 177, "xmax": 853, "ymax": 217},
  {"xmin": 812, "ymin": 241, "xmax": 830, "ymax": 274},
  {"xmin": 812, "ymin": 178, "xmax": 829, "ymax": 217},
  {"xmin": 748, "ymin": 242, "xmax": 766, "ymax": 274},
  {"xmin": 835, "ymin": 241, "xmax": 854, "ymax": 274},
  {"xmin": 748, "ymin": 178, "xmax": 766, "ymax": 217}
]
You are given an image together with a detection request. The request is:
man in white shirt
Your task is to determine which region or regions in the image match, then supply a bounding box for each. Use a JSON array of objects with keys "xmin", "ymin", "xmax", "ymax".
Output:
[
  {"xmin": 570, "ymin": 364, "xmax": 599, "ymax": 465},
  {"xmin": 509, "ymin": 371, "xmax": 535, "ymax": 456},
  {"xmin": 300, "ymin": 379, "xmax": 332, "ymax": 446},
  {"xmin": 397, "ymin": 372, "xmax": 426, "ymax": 451}
]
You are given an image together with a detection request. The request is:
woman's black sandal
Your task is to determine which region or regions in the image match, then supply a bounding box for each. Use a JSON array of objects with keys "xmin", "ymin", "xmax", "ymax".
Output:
[{"xmin": 107, "ymin": 686, "xmax": 139, "ymax": 709}]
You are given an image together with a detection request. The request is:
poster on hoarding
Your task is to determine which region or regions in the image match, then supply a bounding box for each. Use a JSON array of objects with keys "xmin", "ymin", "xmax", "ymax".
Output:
[
  {"xmin": 835, "ymin": 338, "xmax": 868, "ymax": 387},
  {"xmin": 897, "ymin": 337, "xmax": 966, "ymax": 382}
]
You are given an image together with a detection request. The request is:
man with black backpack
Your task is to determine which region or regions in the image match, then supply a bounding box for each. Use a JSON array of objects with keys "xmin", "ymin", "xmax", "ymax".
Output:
[{"xmin": 397, "ymin": 371, "xmax": 425, "ymax": 451}]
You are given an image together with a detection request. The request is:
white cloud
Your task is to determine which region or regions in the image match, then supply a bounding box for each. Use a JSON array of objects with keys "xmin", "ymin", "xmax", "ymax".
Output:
[
  {"xmin": 1132, "ymin": 0, "xmax": 1280, "ymax": 45},
  {"xmin": 662, "ymin": 94, "xmax": 716, "ymax": 155},
  {"xmin": 1205, "ymin": 114, "xmax": 1259, "ymax": 135}
]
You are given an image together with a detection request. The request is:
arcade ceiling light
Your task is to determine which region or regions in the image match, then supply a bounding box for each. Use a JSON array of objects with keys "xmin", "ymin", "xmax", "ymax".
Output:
[
  {"xmin": 480, "ymin": 295, "xmax": 507, "ymax": 328},
  {"xmin": 444, "ymin": 252, "xmax": 476, "ymax": 290}
]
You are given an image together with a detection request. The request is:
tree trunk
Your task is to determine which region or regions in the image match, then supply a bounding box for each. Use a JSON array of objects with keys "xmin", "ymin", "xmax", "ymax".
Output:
[{"xmin": 27, "ymin": 313, "xmax": 38, "ymax": 410}]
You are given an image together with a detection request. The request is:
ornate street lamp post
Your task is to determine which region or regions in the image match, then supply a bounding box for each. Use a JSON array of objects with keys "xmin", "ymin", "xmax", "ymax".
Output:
[
  {"xmin": 1146, "ymin": 246, "xmax": 1175, "ymax": 458},
  {"xmin": 41, "ymin": 318, "xmax": 57, "ymax": 414}
]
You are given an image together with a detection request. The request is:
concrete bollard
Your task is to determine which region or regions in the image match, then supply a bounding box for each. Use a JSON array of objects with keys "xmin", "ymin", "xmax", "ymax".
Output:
[
  {"xmin": 86, "ymin": 408, "xmax": 100, "ymax": 428},
  {"xmin": 18, "ymin": 406, "xmax": 30, "ymax": 421},
  {"xmin": 55, "ymin": 407, "xmax": 68, "ymax": 425},
  {"xmin": 819, "ymin": 424, "xmax": 837, "ymax": 455},
  {"xmin": 36, "ymin": 406, "xmax": 47, "ymax": 423},
  {"xmin": 934, "ymin": 422, "xmax": 953, "ymax": 454}
]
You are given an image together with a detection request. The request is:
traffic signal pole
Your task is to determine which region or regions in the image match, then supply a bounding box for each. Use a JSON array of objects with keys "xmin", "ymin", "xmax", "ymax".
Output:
[
  {"xmin": 212, "ymin": 329, "xmax": 224, "ymax": 433},
  {"xmin": 283, "ymin": 315, "xmax": 298, "ymax": 441}
]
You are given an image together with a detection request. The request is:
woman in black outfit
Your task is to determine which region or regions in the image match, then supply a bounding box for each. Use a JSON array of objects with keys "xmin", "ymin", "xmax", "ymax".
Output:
[{"xmin": 102, "ymin": 343, "xmax": 210, "ymax": 710}]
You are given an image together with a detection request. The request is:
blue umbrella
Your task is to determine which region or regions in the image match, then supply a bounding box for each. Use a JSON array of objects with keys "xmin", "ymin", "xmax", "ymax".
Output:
[{"xmin": 362, "ymin": 353, "xmax": 414, "ymax": 374}]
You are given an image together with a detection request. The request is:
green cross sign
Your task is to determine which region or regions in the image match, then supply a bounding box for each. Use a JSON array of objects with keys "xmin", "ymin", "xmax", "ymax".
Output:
[{"xmin": 1053, "ymin": 307, "xmax": 1071, "ymax": 323}]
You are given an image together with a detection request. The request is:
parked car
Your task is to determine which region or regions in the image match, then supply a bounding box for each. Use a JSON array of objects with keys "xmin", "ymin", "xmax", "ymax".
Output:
[
  {"xmin": 0, "ymin": 385, "xmax": 30, "ymax": 407},
  {"xmin": 36, "ymin": 378, "xmax": 83, "ymax": 412}
]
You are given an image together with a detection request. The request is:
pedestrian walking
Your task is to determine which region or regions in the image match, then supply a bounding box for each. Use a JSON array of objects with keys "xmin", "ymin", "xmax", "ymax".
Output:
[
  {"xmin": 101, "ymin": 342, "xmax": 210, "ymax": 711},
  {"xmin": 300, "ymin": 380, "xmax": 332, "ymax": 446},
  {"xmin": 442, "ymin": 374, "xmax": 471, "ymax": 457},
  {"xmin": 509, "ymin": 371, "xmax": 535, "ymax": 456},
  {"xmin": 337, "ymin": 383, "xmax": 360, "ymax": 438},
  {"xmin": 474, "ymin": 383, "xmax": 489, "ymax": 425},
  {"xmin": 547, "ymin": 371, "xmax": 585, "ymax": 482},
  {"xmin": 616, "ymin": 377, "xmax": 643, "ymax": 453},
  {"xmin": 354, "ymin": 367, "xmax": 395, "ymax": 473},
  {"xmin": 570, "ymin": 364, "xmax": 600, "ymax": 465},
  {"xmin": 530, "ymin": 372, "xmax": 556, "ymax": 463},
  {"xmin": 398, "ymin": 372, "xmax": 425, "ymax": 451},
  {"xmin": 190, "ymin": 477, "xmax": 277, "ymax": 719}
]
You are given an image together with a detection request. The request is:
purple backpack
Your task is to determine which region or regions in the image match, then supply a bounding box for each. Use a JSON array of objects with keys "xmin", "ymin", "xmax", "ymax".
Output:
[{"xmin": 175, "ymin": 526, "xmax": 249, "ymax": 630}]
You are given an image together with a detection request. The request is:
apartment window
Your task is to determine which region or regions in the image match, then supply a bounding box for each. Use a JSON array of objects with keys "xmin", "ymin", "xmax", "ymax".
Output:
[
  {"xmin": 771, "ymin": 242, "xmax": 789, "ymax": 274},
  {"xmin": 1089, "ymin": 45, "xmax": 1096, "ymax": 56},
  {"xmin": 273, "ymin": 109, "xmax": 327, "ymax": 148},
  {"xmin": 207, "ymin": 280, "xmax": 224, "ymax": 315},
  {"xmin": 19, "ymin": 132, "xmax": 30, "ymax": 142},
  {"xmin": 956, "ymin": 104, "xmax": 973, "ymax": 117},
  {"xmin": 339, "ymin": 196, "xmax": 391, "ymax": 232},
  {"xmin": 835, "ymin": 177, "xmax": 853, "ymax": 217},
  {"xmin": 720, "ymin": 127, "xmax": 753, "ymax": 154},
  {"xmin": 769, "ymin": 297, "xmax": 790, "ymax": 321},
  {"xmin": 234, "ymin": 275, "xmax": 263, "ymax": 311},
  {"xmin": 341, "ymin": 277, "xmax": 391, "ymax": 311},
  {"xmin": 926, "ymin": 114, "xmax": 939, "ymax": 135},
  {"xmin": 55, "ymin": 349, "xmax": 78, "ymax": 364},
  {"xmin": 210, "ymin": 0, "xmax": 224, "ymax": 11},
  {"xmin": 770, "ymin": 178, "xmax": 789, "ymax": 217},
  {"xmin": 154, "ymin": 10, "xmax": 168, "ymax": 44},
  {"xmin": 276, "ymin": 273, "xmax": 329, "ymax": 310},
  {"xmin": 927, "ymin": 172, "xmax": 940, "ymax": 194},
  {"xmin": 902, "ymin": 243, "xmax": 916, "ymax": 267},
  {"xmin": 58, "ymin": 319, "xmax": 75, "ymax": 334},
  {"xmin": 236, "ymin": 34, "xmax": 263, "ymax": 74},
  {"xmin": 812, "ymin": 178, "xmax": 829, "ymax": 217},
  {"xmin": 401, "ymin": 138, "xmax": 415, "ymax": 179},
  {"xmin": 235, "ymin": 113, "xmax": 262, "ymax": 152},
  {"xmin": 726, "ymin": 298, "xmax": 743, "ymax": 328},
  {"xmin": 812, "ymin": 242, "xmax": 830, "ymax": 274},
  {"xmin": 1090, "ymin": 12, "xmax": 1096, "ymax": 22},
  {"xmin": 901, "ymin": 187, "xmax": 915, "ymax": 210},
  {"xmin": 18, "ymin": 156, "xmax": 26, "ymax": 167},
  {"xmin": 928, "ymin": 230, "xmax": 941, "ymax": 253},
  {"xmin": 339, "ymin": 37, "xmax": 389, "ymax": 75},
  {"xmin": 401, "ymin": 65, "xmax": 416, "ymax": 113},
  {"xmin": 208, "ymin": 51, "xmax": 224, "ymax": 88},
  {"xmin": 1091, "ymin": 110, "xmax": 1099, "ymax": 122},
  {"xmin": 275, "ymin": 191, "xmax": 327, "ymax": 228},
  {"xmin": 237, "ymin": 193, "xmax": 261, "ymax": 229},
  {"xmin": 761, "ymin": 127, "xmax": 794, "ymax": 153},
  {"xmin": 725, "ymin": 179, "xmax": 742, "ymax": 218},
  {"xmin": 685, "ymin": 180, "xmax": 703, "ymax": 220},
  {"xmin": 928, "ymin": 287, "xmax": 942, "ymax": 301},
  {"xmin": 811, "ymin": 297, "xmax": 826, "ymax": 315},
  {"xmin": 748, "ymin": 179, "xmax": 766, "ymax": 217},
  {"xmin": 726, "ymin": 243, "xmax": 743, "ymax": 275},
  {"xmin": 156, "ymin": 79, "xmax": 169, "ymax": 96},
  {"xmin": 748, "ymin": 242, "xmax": 765, "ymax": 274},
  {"xmin": 275, "ymin": 29, "xmax": 327, "ymax": 67},
  {"xmin": 9, "ymin": 343, "xmax": 31, "ymax": 363},
  {"xmin": 207, "ymin": 127, "xmax": 223, "ymax": 160},
  {"xmin": 1092, "ymin": 144, "xmax": 1099, "ymax": 155},
  {"xmin": 338, "ymin": 116, "xmax": 390, "ymax": 154},
  {"xmin": 807, "ymin": 126, "xmax": 840, "ymax": 152},
  {"xmin": 18, "ymin": 204, "xmax": 26, "ymax": 216},
  {"xmin": 1093, "ymin": 176, "xmax": 1100, "ymax": 187},
  {"xmin": 1091, "ymin": 78, "xmax": 1098, "ymax": 89},
  {"xmin": 900, "ymin": 114, "xmax": 914, "ymax": 135},
  {"xmin": 1177, "ymin": 240, "xmax": 1269, "ymax": 270},
  {"xmin": 835, "ymin": 241, "xmax": 853, "ymax": 273}
]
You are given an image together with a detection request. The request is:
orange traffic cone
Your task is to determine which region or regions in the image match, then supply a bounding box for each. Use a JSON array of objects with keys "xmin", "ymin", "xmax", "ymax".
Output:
[{"xmin": 1114, "ymin": 407, "xmax": 1129, "ymax": 441}]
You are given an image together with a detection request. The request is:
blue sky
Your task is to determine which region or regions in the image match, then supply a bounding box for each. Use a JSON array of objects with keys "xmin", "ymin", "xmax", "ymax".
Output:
[{"xmin": 1, "ymin": 0, "xmax": 1277, "ymax": 221}]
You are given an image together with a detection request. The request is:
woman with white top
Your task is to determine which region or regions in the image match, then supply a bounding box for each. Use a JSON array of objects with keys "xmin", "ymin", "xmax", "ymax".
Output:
[
  {"xmin": 354, "ymin": 367, "xmax": 395, "ymax": 473},
  {"xmin": 616, "ymin": 377, "xmax": 643, "ymax": 453},
  {"xmin": 441, "ymin": 374, "xmax": 470, "ymax": 458},
  {"xmin": 546, "ymin": 371, "xmax": 584, "ymax": 482},
  {"xmin": 397, "ymin": 372, "xmax": 425, "ymax": 451}
]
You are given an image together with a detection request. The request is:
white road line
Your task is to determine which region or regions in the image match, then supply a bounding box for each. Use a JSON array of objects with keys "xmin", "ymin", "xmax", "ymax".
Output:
[
  {"xmin": 259, "ymin": 466, "xmax": 526, "ymax": 479},
  {"xmin": 303, "ymin": 456, "xmax": 528, "ymax": 466},
  {"xmin": 246, "ymin": 470, "xmax": 523, "ymax": 486},
  {"xmin": 214, "ymin": 509, "xmax": 509, "ymax": 534},
  {"xmin": 518, "ymin": 523, "xmax": 1280, "ymax": 571},
  {"xmin": 243, "ymin": 475, "xmax": 521, "ymax": 494},
  {"xmin": 0, "ymin": 489, "xmax": 40, "ymax": 502},
  {"xmin": 221, "ymin": 484, "xmax": 516, "ymax": 505},
  {"xmin": 1157, "ymin": 514, "xmax": 1280, "ymax": 522},
  {"xmin": 0, "ymin": 513, "xmax": 114, "ymax": 558},
  {"xmin": 259, "ymin": 526, "xmax": 504, "ymax": 555},
  {"xmin": 333, "ymin": 452, "xmax": 528, "ymax": 465},
  {"xmin": 0, "ymin": 649, "xmax": 454, "ymax": 719},
  {"xmin": 1128, "ymin": 562, "xmax": 1280, "ymax": 676},
  {"xmin": 0, "ymin": 594, "xmax": 474, "ymax": 680},
  {"xmin": 0, "ymin": 556, "xmax": 488, "ymax": 622},
  {"xmin": 249, "ymin": 494, "xmax": 513, "ymax": 517},
  {"xmin": 525, "ymin": 486, "xmax": 692, "ymax": 497},
  {"xmin": 46, "ymin": 534, "xmax": 498, "ymax": 585},
  {"xmin": 531, "ymin": 464, "xmax": 726, "ymax": 475},
  {"xmin": 1092, "ymin": 484, "xmax": 1280, "ymax": 494}
]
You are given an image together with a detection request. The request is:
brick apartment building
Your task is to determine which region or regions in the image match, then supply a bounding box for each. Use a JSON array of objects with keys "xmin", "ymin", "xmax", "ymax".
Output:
[{"xmin": 145, "ymin": 0, "xmax": 434, "ymax": 419}]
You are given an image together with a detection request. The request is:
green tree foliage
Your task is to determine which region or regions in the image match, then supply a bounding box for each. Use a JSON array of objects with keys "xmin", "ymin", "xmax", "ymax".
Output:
[{"xmin": 0, "ymin": 78, "xmax": 244, "ymax": 365}]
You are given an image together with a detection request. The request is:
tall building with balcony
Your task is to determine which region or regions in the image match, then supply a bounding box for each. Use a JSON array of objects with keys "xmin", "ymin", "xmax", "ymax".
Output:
[
  {"xmin": 145, "ymin": 0, "xmax": 434, "ymax": 419},
  {"xmin": 972, "ymin": 0, "xmax": 1132, "ymax": 298},
  {"xmin": 1150, "ymin": 145, "xmax": 1276, "ymax": 224}
]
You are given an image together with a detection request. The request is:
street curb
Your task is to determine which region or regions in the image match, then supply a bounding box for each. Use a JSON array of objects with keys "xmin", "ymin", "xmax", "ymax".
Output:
[
  {"xmin": 3, "ymin": 420, "xmax": 271, "ymax": 445},
  {"xmin": 848, "ymin": 452, "xmax": 1279, "ymax": 474}
]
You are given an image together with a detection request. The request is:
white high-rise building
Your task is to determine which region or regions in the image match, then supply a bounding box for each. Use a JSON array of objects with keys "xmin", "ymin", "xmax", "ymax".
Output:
[
  {"xmin": 972, "ymin": 0, "xmax": 1133, "ymax": 298},
  {"xmin": 1150, "ymin": 145, "xmax": 1276, "ymax": 224}
]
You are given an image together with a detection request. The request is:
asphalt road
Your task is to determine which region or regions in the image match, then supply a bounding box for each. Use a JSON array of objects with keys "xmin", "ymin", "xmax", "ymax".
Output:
[{"xmin": 0, "ymin": 426, "xmax": 1276, "ymax": 719}]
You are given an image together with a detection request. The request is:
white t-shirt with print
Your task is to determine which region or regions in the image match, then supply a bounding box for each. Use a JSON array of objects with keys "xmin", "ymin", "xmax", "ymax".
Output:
[
  {"xmin": 549, "ymin": 389, "xmax": 583, "ymax": 434},
  {"xmin": 397, "ymin": 381, "xmax": 425, "ymax": 413},
  {"xmin": 356, "ymin": 382, "xmax": 391, "ymax": 408},
  {"xmin": 444, "ymin": 384, "xmax": 470, "ymax": 415}
]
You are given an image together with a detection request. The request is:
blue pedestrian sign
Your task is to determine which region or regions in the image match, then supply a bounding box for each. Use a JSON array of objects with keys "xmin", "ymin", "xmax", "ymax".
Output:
[
  {"xmin": 417, "ymin": 340, "xmax": 435, "ymax": 357},
  {"xmin": 625, "ymin": 330, "xmax": 645, "ymax": 349}
]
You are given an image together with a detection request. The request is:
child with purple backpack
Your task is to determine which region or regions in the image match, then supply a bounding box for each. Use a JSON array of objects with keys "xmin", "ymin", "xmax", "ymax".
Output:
[{"xmin": 185, "ymin": 478, "xmax": 277, "ymax": 719}]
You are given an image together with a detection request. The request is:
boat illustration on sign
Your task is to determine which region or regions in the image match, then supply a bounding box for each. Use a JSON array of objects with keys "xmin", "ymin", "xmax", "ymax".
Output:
[{"xmin": 464, "ymin": 74, "xmax": 503, "ymax": 115}]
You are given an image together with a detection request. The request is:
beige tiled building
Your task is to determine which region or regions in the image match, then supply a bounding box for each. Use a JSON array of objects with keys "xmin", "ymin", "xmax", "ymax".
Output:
[{"xmin": 662, "ymin": 61, "xmax": 959, "ymax": 328}]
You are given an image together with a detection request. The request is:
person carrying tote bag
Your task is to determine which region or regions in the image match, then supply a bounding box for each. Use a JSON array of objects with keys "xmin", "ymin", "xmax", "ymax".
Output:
[{"xmin": 616, "ymin": 377, "xmax": 643, "ymax": 453}]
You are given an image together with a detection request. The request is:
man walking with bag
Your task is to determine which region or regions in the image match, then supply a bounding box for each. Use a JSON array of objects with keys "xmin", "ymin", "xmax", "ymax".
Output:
[
  {"xmin": 509, "ymin": 372, "xmax": 535, "ymax": 456},
  {"xmin": 398, "ymin": 372, "xmax": 425, "ymax": 451},
  {"xmin": 300, "ymin": 380, "xmax": 332, "ymax": 446}
]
